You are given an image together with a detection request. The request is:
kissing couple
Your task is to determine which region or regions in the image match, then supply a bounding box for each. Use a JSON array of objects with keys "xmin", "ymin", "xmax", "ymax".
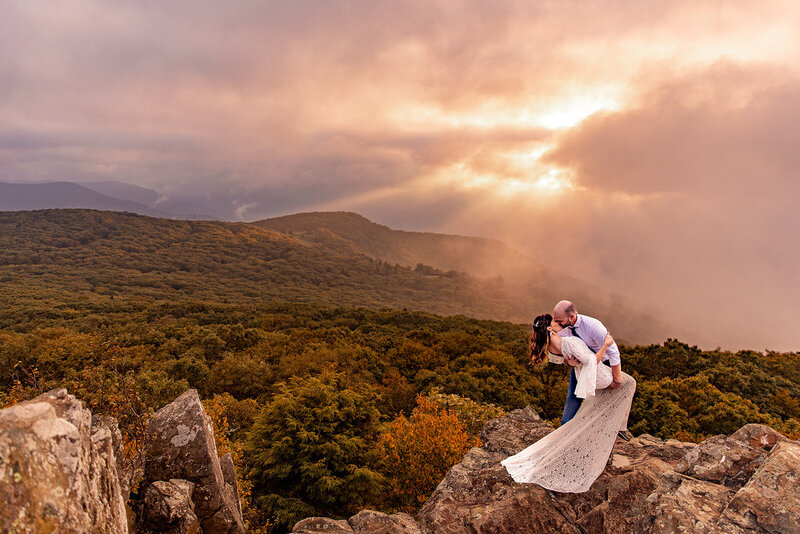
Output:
[{"xmin": 502, "ymin": 300, "xmax": 637, "ymax": 493}]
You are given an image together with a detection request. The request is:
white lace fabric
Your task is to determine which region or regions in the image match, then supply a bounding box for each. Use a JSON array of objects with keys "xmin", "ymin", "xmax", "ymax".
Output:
[
  {"xmin": 568, "ymin": 336, "xmax": 613, "ymax": 397},
  {"xmin": 501, "ymin": 336, "xmax": 636, "ymax": 493}
]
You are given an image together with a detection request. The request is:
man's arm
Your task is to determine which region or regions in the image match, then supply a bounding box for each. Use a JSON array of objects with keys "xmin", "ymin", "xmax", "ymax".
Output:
[
  {"xmin": 608, "ymin": 363, "xmax": 623, "ymax": 389},
  {"xmin": 583, "ymin": 316, "xmax": 623, "ymax": 388}
]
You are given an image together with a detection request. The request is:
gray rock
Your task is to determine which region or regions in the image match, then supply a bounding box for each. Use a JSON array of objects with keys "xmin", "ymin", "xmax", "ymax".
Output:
[
  {"xmin": 640, "ymin": 424, "xmax": 799, "ymax": 533},
  {"xmin": 644, "ymin": 471, "xmax": 735, "ymax": 534},
  {"xmin": 674, "ymin": 424, "xmax": 788, "ymax": 489},
  {"xmin": 141, "ymin": 479, "xmax": 201, "ymax": 534},
  {"xmin": 219, "ymin": 452, "xmax": 242, "ymax": 521},
  {"xmin": 0, "ymin": 389, "xmax": 128, "ymax": 533},
  {"xmin": 479, "ymin": 406, "xmax": 553, "ymax": 455},
  {"xmin": 293, "ymin": 517, "xmax": 355, "ymax": 533},
  {"xmin": 93, "ymin": 414, "xmax": 134, "ymax": 499},
  {"xmin": 143, "ymin": 389, "xmax": 245, "ymax": 534},
  {"xmin": 718, "ymin": 440, "xmax": 800, "ymax": 533},
  {"xmin": 348, "ymin": 510, "xmax": 422, "ymax": 533},
  {"xmin": 293, "ymin": 510, "xmax": 422, "ymax": 534}
]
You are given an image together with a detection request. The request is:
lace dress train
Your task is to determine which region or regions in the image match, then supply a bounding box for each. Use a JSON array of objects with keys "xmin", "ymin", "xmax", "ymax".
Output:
[{"xmin": 501, "ymin": 337, "xmax": 637, "ymax": 493}]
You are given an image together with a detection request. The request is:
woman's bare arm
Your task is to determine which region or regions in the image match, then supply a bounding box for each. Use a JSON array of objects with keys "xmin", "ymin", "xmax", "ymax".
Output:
[{"xmin": 594, "ymin": 333, "xmax": 614, "ymax": 364}]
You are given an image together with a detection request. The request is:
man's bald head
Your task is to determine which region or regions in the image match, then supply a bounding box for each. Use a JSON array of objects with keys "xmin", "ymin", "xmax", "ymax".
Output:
[{"xmin": 553, "ymin": 300, "xmax": 577, "ymax": 327}]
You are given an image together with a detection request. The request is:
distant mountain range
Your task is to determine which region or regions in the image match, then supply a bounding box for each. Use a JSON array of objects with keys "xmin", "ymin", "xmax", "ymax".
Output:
[
  {"xmin": 0, "ymin": 178, "xmax": 684, "ymax": 342},
  {"xmin": 0, "ymin": 182, "xmax": 172, "ymax": 217},
  {"xmin": 0, "ymin": 180, "xmax": 297, "ymax": 221}
]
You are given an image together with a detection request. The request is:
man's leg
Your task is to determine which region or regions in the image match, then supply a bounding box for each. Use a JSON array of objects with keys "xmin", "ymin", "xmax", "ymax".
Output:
[{"xmin": 561, "ymin": 367, "xmax": 583, "ymax": 424}]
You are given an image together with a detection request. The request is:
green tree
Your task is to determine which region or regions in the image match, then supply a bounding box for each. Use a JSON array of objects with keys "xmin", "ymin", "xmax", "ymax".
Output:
[{"xmin": 245, "ymin": 372, "xmax": 382, "ymax": 532}]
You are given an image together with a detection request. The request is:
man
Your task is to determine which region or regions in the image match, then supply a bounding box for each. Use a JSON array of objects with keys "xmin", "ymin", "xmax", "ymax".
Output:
[{"xmin": 553, "ymin": 300, "xmax": 631, "ymax": 440}]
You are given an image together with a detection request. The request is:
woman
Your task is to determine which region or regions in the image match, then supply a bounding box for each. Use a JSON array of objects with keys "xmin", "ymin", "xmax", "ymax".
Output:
[{"xmin": 501, "ymin": 313, "xmax": 636, "ymax": 493}]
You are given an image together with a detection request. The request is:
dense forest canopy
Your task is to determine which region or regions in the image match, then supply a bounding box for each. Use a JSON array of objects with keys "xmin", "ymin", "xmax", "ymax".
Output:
[
  {"xmin": 1, "ymin": 209, "xmax": 798, "ymax": 531},
  {"xmin": 0, "ymin": 209, "xmax": 668, "ymax": 343}
]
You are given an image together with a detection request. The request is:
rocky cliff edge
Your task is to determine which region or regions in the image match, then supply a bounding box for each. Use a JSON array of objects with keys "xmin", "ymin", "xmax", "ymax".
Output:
[
  {"xmin": 294, "ymin": 407, "xmax": 800, "ymax": 534},
  {"xmin": 0, "ymin": 389, "xmax": 245, "ymax": 534}
]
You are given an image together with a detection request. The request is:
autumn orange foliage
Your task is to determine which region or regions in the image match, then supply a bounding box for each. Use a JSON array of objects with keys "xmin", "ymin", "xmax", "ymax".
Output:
[
  {"xmin": 376, "ymin": 395, "xmax": 479, "ymax": 512},
  {"xmin": 203, "ymin": 396, "xmax": 273, "ymax": 533}
]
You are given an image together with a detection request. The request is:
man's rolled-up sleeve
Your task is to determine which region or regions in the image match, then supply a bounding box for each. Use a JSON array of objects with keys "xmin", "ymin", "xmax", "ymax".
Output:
[{"xmin": 606, "ymin": 343, "xmax": 621, "ymax": 366}]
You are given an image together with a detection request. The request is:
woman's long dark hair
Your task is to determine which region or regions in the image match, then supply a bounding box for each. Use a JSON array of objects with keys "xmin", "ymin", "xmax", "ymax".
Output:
[{"xmin": 529, "ymin": 313, "xmax": 552, "ymax": 365}]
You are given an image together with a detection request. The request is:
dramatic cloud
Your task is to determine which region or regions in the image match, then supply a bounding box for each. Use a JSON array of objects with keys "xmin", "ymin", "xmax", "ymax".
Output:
[{"xmin": 2, "ymin": 0, "xmax": 800, "ymax": 349}]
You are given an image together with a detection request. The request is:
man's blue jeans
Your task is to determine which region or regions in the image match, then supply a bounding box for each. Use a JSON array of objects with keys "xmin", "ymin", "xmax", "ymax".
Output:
[
  {"xmin": 561, "ymin": 367, "xmax": 582, "ymax": 424},
  {"xmin": 562, "ymin": 361, "xmax": 613, "ymax": 424}
]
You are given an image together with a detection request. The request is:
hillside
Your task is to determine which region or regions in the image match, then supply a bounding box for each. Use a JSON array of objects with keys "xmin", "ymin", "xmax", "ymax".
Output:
[
  {"xmin": 255, "ymin": 211, "xmax": 539, "ymax": 279},
  {"xmin": 0, "ymin": 209, "xmax": 669, "ymax": 343},
  {"xmin": 255, "ymin": 211, "xmax": 675, "ymax": 343},
  {"xmin": 1, "ymin": 210, "xmax": 798, "ymax": 530},
  {"xmin": 0, "ymin": 209, "xmax": 513, "ymax": 323}
]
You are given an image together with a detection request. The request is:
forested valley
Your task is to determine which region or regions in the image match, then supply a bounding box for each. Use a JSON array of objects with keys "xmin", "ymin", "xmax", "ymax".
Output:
[{"xmin": 1, "ymin": 210, "xmax": 798, "ymax": 532}]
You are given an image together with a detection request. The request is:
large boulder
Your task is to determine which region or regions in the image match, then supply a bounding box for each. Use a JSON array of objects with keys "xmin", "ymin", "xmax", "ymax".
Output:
[
  {"xmin": 417, "ymin": 407, "xmax": 695, "ymax": 534},
  {"xmin": 641, "ymin": 423, "xmax": 798, "ymax": 533},
  {"xmin": 141, "ymin": 479, "xmax": 201, "ymax": 534},
  {"xmin": 717, "ymin": 440, "xmax": 800, "ymax": 533},
  {"xmin": 143, "ymin": 389, "xmax": 245, "ymax": 534},
  {"xmin": 0, "ymin": 389, "xmax": 128, "ymax": 533}
]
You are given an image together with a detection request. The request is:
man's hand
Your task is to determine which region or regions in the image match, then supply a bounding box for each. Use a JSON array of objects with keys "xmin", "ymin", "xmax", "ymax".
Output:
[
  {"xmin": 608, "ymin": 363, "xmax": 623, "ymax": 389},
  {"xmin": 564, "ymin": 354, "xmax": 579, "ymax": 366}
]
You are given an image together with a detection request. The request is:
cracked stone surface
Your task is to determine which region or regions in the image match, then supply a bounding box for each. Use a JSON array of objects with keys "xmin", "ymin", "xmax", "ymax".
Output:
[
  {"xmin": 294, "ymin": 510, "xmax": 422, "ymax": 533},
  {"xmin": 143, "ymin": 389, "xmax": 245, "ymax": 534},
  {"xmin": 416, "ymin": 407, "xmax": 694, "ymax": 534},
  {"xmin": 292, "ymin": 407, "xmax": 800, "ymax": 534},
  {"xmin": 0, "ymin": 389, "xmax": 128, "ymax": 533},
  {"xmin": 141, "ymin": 478, "xmax": 201, "ymax": 534},
  {"xmin": 643, "ymin": 424, "xmax": 798, "ymax": 533}
]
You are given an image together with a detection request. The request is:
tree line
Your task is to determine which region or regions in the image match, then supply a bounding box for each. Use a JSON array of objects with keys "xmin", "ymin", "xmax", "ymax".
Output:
[{"xmin": 1, "ymin": 301, "xmax": 798, "ymax": 532}]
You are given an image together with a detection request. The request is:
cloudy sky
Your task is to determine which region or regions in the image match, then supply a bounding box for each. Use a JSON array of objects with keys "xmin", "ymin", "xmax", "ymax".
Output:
[{"xmin": 3, "ymin": 0, "xmax": 800, "ymax": 350}]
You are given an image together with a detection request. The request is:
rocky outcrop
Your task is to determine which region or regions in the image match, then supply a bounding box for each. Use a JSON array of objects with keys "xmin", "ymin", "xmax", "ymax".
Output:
[
  {"xmin": 142, "ymin": 389, "xmax": 245, "ymax": 534},
  {"xmin": 140, "ymin": 479, "xmax": 201, "ymax": 534},
  {"xmin": 419, "ymin": 408, "xmax": 800, "ymax": 533},
  {"xmin": 0, "ymin": 388, "xmax": 246, "ymax": 534},
  {"xmin": 0, "ymin": 389, "xmax": 128, "ymax": 533},
  {"xmin": 644, "ymin": 424, "xmax": 799, "ymax": 533},
  {"xmin": 292, "ymin": 406, "xmax": 800, "ymax": 534},
  {"xmin": 293, "ymin": 510, "xmax": 422, "ymax": 534},
  {"xmin": 417, "ymin": 406, "xmax": 696, "ymax": 534}
]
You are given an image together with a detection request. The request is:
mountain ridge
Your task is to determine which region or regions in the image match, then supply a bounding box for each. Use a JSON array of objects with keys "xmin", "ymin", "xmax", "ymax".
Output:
[
  {"xmin": 254, "ymin": 211, "xmax": 544, "ymax": 280},
  {"xmin": 0, "ymin": 182, "xmax": 170, "ymax": 217},
  {"xmin": 0, "ymin": 208, "xmax": 674, "ymax": 344},
  {"xmin": 0, "ymin": 181, "xmax": 220, "ymax": 220}
]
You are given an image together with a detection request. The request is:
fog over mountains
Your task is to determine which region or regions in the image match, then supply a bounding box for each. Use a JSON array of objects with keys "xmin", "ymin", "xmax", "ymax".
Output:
[
  {"xmin": 0, "ymin": 180, "xmax": 775, "ymax": 349},
  {"xmin": 0, "ymin": 182, "xmax": 169, "ymax": 217},
  {"xmin": 0, "ymin": 180, "xmax": 298, "ymax": 221}
]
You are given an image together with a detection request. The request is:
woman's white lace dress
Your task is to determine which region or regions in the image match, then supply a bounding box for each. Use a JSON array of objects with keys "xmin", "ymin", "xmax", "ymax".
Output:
[{"xmin": 501, "ymin": 336, "xmax": 637, "ymax": 493}]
